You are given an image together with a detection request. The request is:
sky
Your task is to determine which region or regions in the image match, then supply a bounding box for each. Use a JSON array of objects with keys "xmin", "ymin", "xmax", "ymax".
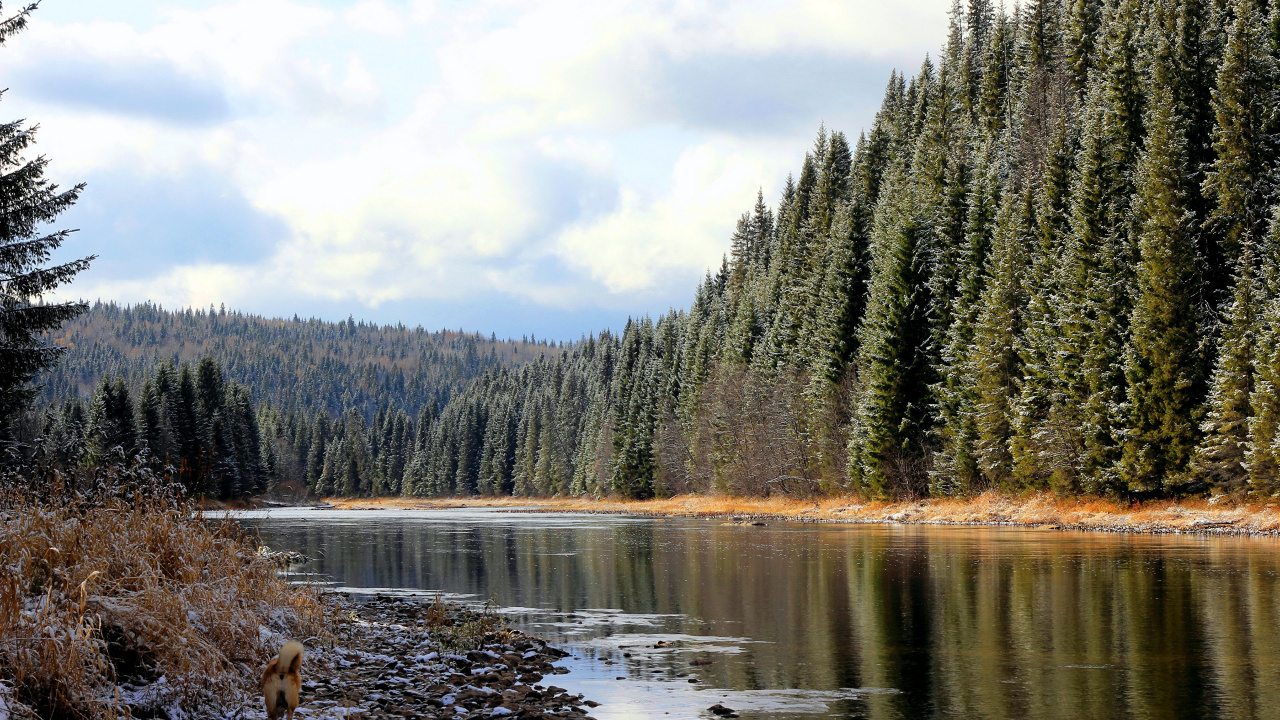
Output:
[{"xmin": 10, "ymin": 0, "xmax": 953, "ymax": 340}]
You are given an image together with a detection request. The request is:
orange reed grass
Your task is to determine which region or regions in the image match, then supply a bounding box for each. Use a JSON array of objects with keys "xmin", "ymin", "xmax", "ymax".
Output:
[
  {"xmin": 0, "ymin": 495, "xmax": 327, "ymax": 718},
  {"xmin": 324, "ymin": 491, "xmax": 1280, "ymax": 534}
]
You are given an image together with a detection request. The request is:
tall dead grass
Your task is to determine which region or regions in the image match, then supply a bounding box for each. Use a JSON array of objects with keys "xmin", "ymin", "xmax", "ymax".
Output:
[
  {"xmin": 329, "ymin": 491, "xmax": 1280, "ymax": 534},
  {"xmin": 0, "ymin": 492, "xmax": 327, "ymax": 718}
]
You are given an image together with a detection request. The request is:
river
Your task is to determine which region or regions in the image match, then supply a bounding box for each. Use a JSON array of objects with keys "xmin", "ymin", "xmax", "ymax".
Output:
[{"xmin": 236, "ymin": 507, "xmax": 1280, "ymax": 720}]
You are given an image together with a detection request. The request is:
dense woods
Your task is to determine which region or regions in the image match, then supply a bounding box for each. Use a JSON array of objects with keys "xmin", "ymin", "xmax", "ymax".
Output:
[
  {"xmin": 42, "ymin": 302, "xmax": 556, "ymax": 418},
  {"xmin": 23, "ymin": 304, "xmax": 570, "ymax": 497},
  {"xmin": 364, "ymin": 0, "xmax": 1280, "ymax": 501},
  {"xmin": 29, "ymin": 0, "xmax": 1280, "ymax": 502}
]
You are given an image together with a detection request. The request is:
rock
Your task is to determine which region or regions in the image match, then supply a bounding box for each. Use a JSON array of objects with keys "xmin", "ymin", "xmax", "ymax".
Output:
[
  {"xmin": 290, "ymin": 593, "xmax": 603, "ymax": 720},
  {"xmin": 1192, "ymin": 516, "xmax": 1240, "ymax": 528}
]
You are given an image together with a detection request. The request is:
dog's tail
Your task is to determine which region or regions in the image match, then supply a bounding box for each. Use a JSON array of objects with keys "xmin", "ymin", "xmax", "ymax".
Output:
[{"xmin": 277, "ymin": 640, "xmax": 304, "ymax": 674}]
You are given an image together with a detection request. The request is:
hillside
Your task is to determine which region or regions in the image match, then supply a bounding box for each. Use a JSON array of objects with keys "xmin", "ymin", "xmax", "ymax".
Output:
[{"xmin": 39, "ymin": 302, "xmax": 561, "ymax": 418}]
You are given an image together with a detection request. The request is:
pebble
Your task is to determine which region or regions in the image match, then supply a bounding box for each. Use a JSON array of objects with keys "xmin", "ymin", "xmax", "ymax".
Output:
[{"xmin": 243, "ymin": 594, "xmax": 598, "ymax": 720}]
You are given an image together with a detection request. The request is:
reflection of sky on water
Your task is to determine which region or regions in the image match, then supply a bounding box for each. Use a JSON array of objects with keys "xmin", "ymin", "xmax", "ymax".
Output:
[{"xmin": 236, "ymin": 508, "xmax": 1280, "ymax": 720}]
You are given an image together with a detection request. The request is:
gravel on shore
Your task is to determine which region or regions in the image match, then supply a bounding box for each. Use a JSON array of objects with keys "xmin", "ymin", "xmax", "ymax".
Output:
[{"xmin": 231, "ymin": 593, "xmax": 599, "ymax": 720}]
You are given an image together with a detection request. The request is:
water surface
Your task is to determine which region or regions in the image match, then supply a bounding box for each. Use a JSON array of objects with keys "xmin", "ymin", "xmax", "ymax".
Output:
[{"xmin": 237, "ymin": 508, "xmax": 1280, "ymax": 720}]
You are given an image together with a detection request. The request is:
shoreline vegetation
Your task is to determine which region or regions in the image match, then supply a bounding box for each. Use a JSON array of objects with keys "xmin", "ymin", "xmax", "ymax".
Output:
[
  {"xmin": 0, "ymin": 490, "xmax": 326, "ymax": 718},
  {"xmin": 299, "ymin": 492, "xmax": 1280, "ymax": 537},
  {"xmin": 0, "ymin": 488, "xmax": 597, "ymax": 719}
]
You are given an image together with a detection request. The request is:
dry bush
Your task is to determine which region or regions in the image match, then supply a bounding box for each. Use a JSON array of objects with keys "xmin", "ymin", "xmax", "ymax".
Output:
[
  {"xmin": 420, "ymin": 595, "xmax": 513, "ymax": 653},
  {"xmin": 0, "ymin": 491, "xmax": 327, "ymax": 718},
  {"xmin": 657, "ymin": 366, "xmax": 845, "ymax": 497}
]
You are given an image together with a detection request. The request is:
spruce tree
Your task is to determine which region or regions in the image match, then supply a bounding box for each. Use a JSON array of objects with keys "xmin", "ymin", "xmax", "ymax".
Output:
[
  {"xmin": 1196, "ymin": 243, "xmax": 1263, "ymax": 490},
  {"xmin": 849, "ymin": 164, "xmax": 937, "ymax": 497},
  {"xmin": 1203, "ymin": 0, "xmax": 1277, "ymax": 301},
  {"xmin": 0, "ymin": 4, "xmax": 93, "ymax": 424},
  {"xmin": 86, "ymin": 377, "xmax": 136, "ymax": 463},
  {"xmin": 1121, "ymin": 83, "xmax": 1203, "ymax": 494},
  {"xmin": 1065, "ymin": 0, "xmax": 1104, "ymax": 94},
  {"xmin": 970, "ymin": 189, "xmax": 1032, "ymax": 489},
  {"xmin": 1240, "ymin": 213, "xmax": 1280, "ymax": 491},
  {"xmin": 933, "ymin": 140, "xmax": 1001, "ymax": 494}
]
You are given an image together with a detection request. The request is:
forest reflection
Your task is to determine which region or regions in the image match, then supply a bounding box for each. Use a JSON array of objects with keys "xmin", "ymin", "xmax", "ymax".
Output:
[{"xmin": 246, "ymin": 510, "xmax": 1280, "ymax": 720}]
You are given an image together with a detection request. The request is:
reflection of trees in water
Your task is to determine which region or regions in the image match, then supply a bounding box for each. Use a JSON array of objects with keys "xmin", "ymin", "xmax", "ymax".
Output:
[{"xmin": 253, "ymin": 519, "xmax": 1280, "ymax": 719}]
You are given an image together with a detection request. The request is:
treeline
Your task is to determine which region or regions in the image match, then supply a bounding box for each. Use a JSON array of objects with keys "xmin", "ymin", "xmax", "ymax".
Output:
[
  {"xmin": 408, "ymin": 0, "xmax": 1280, "ymax": 500},
  {"xmin": 39, "ymin": 302, "xmax": 563, "ymax": 419}
]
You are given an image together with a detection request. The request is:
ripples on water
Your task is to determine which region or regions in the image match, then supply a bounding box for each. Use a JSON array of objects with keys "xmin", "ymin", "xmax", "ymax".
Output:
[{"xmin": 236, "ymin": 508, "xmax": 1280, "ymax": 719}]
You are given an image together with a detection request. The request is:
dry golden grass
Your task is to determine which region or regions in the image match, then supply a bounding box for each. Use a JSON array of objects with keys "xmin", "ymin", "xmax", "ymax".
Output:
[
  {"xmin": 0, "ymin": 494, "xmax": 328, "ymax": 719},
  {"xmin": 325, "ymin": 491, "xmax": 1280, "ymax": 534}
]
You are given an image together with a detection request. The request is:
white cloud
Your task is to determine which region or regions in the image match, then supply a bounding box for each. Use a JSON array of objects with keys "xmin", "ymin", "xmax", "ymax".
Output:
[
  {"xmin": 555, "ymin": 139, "xmax": 780, "ymax": 293},
  {"xmin": 76, "ymin": 263, "xmax": 258, "ymax": 312},
  {"xmin": 344, "ymin": 0, "xmax": 407, "ymax": 37},
  {"xmin": 21, "ymin": 0, "xmax": 954, "ymax": 332}
]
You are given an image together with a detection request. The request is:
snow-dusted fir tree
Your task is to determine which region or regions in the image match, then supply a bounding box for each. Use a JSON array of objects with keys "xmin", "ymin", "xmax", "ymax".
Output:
[
  {"xmin": 1203, "ymin": 0, "xmax": 1278, "ymax": 302},
  {"xmin": 1196, "ymin": 243, "xmax": 1263, "ymax": 490},
  {"xmin": 0, "ymin": 4, "xmax": 92, "ymax": 425},
  {"xmin": 1242, "ymin": 213, "xmax": 1280, "ymax": 492},
  {"xmin": 1121, "ymin": 79, "xmax": 1203, "ymax": 494}
]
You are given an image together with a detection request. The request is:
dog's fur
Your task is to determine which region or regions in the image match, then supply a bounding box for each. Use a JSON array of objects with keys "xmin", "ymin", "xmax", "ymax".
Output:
[{"xmin": 262, "ymin": 641, "xmax": 304, "ymax": 720}]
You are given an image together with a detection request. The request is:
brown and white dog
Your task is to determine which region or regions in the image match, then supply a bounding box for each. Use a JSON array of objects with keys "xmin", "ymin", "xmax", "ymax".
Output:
[{"xmin": 262, "ymin": 640, "xmax": 304, "ymax": 720}]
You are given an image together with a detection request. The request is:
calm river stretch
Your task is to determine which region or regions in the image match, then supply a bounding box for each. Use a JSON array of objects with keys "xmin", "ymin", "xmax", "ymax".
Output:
[{"xmin": 237, "ymin": 508, "xmax": 1280, "ymax": 720}]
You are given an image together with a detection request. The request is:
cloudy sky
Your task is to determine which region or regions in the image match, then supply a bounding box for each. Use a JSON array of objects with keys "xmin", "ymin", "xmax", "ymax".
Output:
[{"xmin": 12, "ymin": 0, "xmax": 952, "ymax": 339}]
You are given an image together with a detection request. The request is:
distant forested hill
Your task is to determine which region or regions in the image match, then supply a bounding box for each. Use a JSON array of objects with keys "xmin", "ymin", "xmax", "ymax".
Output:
[{"xmin": 39, "ymin": 302, "xmax": 557, "ymax": 418}]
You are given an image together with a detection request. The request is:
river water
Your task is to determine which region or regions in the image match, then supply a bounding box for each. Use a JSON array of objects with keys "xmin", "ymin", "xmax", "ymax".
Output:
[{"xmin": 236, "ymin": 507, "xmax": 1280, "ymax": 720}]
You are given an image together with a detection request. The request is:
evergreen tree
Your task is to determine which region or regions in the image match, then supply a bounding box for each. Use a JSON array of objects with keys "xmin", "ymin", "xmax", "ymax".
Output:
[
  {"xmin": 849, "ymin": 165, "xmax": 937, "ymax": 497},
  {"xmin": 1203, "ymin": 0, "xmax": 1277, "ymax": 301},
  {"xmin": 0, "ymin": 4, "xmax": 92, "ymax": 426},
  {"xmin": 86, "ymin": 377, "xmax": 136, "ymax": 463},
  {"xmin": 1239, "ymin": 213, "xmax": 1280, "ymax": 491},
  {"xmin": 1121, "ymin": 83, "xmax": 1204, "ymax": 493},
  {"xmin": 970, "ymin": 189, "xmax": 1033, "ymax": 489},
  {"xmin": 1196, "ymin": 242, "xmax": 1264, "ymax": 489}
]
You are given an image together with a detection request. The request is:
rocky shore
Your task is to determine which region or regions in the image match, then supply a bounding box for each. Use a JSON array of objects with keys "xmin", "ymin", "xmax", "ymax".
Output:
[{"xmin": 254, "ymin": 594, "xmax": 600, "ymax": 720}]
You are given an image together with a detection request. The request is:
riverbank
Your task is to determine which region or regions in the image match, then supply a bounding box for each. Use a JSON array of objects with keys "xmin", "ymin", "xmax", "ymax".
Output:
[
  {"xmin": 0, "ymin": 495, "xmax": 327, "ymax": 719},
  {"xmin": 314, "ymin": 492, "xmax": 1280, "ymax": 536},
  {"xmin": 0, "ymin": 494, "xmax": 600, "ymax": 719},
  {"xmin": 304, "ymin": 594, "xmax": 598, "ymax": 719}
]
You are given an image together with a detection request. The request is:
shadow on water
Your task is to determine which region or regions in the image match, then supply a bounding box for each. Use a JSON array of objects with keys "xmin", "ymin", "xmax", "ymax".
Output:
[{"xmin": 236, "ymin": 508, "xmax": 1280, "ymax": 720}]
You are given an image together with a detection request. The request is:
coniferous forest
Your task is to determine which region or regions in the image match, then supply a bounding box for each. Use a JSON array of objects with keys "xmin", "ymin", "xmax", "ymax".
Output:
[{"xmin": 31, "ymin": 0, "xmax": 1280, "ymax": 501}]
